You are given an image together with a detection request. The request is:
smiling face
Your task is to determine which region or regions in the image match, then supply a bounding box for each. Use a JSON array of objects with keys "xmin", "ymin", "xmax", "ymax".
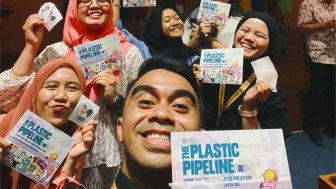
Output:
[
  {"xmin": 161, "ymin": 8, "xmax": 184, "ymax": 38},
  {"xmin": 77, "ymin": 0, "xmax": 112, "ymax": 31},
  {"xmin": 36, "ymin": 67, "xmax": 82, "ymax": 128},
  {"xmin": 117, "ymin": 69, "xmax": 201, "ymax": 174},
  {"xmin": 234, "ymin": 18, "xmax": 269, "ymax": 61}
]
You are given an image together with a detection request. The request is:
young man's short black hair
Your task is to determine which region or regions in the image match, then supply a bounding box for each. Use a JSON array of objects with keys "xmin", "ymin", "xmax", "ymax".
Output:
[{"xmin": 123, "ymin": 55, "xmax": 202, "ymax": 116}]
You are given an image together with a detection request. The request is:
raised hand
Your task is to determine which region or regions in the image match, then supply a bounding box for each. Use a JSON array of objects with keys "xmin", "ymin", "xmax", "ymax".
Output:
[
  {"xmin": 242, "ymin": 80, "xmax": 273, "ymax": 111},
  {"xmin": 23, "ymin": 14, "xmax": 46, "ymax": 50},
  {"xmin": 92, "ymin": 69, "xmax": 118, "ymax": 105}
]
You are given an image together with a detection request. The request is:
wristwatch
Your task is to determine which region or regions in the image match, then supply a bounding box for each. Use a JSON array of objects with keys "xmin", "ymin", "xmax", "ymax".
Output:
[{"xmin": 238, "ymin": 105, "xmax": 258, "ymax": 117}]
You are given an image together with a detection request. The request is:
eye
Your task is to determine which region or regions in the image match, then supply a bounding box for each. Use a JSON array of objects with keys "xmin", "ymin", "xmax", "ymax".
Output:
[
  {"xmin": 138, "ymin": 99, "xmax": 155, "ymax": 108},
  {"xmin": 256, "ymin": 34, "xmax": 266, "ymax": 39},
  {"xmin": 67, "ymin": 85, "xmax": 80, "ymax": 92},
  {"xmin": 44, "ymin": 84, "xmax": 57, "ymax": 90},
  {"xmin": 172, "ymin": 103, "xmax": 189, "ymax": 113}
]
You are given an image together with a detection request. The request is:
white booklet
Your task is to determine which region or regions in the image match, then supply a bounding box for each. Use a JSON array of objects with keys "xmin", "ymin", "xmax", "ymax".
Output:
[
  {"xmin": 123, "ymin": 0, "xmax": 156, "ymax": 7},
  {"xmin": 74, "ymin": 35, "xmax": 123, "ymax": 79},
  {"xmin": 200, "ymin": 48, "xmax": 244, "ymax": 85},
  {"xmin": 170, "ymin": 129, "xmax": 292, "ymax": 189},
  {"xmin": 197, "ymin": 0, "xmax": 231, "ymax": 26},
  {"xmin": 1, "ymin": 110, "xmax": 75, "ymax": 186}
]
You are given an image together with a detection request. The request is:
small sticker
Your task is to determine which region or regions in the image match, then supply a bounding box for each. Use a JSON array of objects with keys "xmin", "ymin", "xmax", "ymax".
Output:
[{"xmin": 68, "ymin": 95, "xmax": 100, "ymax": 127}]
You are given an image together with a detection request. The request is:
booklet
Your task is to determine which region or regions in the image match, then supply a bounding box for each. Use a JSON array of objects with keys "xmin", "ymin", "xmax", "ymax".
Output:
[
  {"xmin": 123, "ymin": 0, "xmax": 156, "ymax": 7},
  {"xmin": 170, "ymin": 129, "xmax": 292, "ymax": 189},
  {"xmin": 38, "ymin": 2, "xmax": 63, "ymax": 31},
  {"xmin": 200, "ymin": 48, "xmax": 244, "ymax": 85},
  {"xmin": 251, "ymin": 56, "xmax": 278, "ymax": 92},
  {"xmin": 197, "ymin": 0, "xmax": 231, "ymax": 26},
  {"xmin": 74, "ymin": 35, "xmax": 123, "ymax": 79},
  {"xmin": 1, "ymin": 110, "xmax": 75, "ymax": 186}
]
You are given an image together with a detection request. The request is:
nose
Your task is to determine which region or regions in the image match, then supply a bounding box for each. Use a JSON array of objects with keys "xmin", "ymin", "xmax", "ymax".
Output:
[
  {"xmin": 89, "ymin": 0, "xmax": 100, "ymax": 7},
  {"xmin": 54, "ymin": 88, "xmax": 67, "ymax": 101},
  {"xmin": 243, "ymin": 32, "xmax": 254, "ymax": 42},
  {"xmin": 148, "ymin": 103, "xmax": 175, "ymax": 126}
]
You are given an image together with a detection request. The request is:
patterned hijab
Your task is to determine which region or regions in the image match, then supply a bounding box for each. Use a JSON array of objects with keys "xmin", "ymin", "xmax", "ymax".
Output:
[
  {"xmin": 144, "ymin": 2, "xmax": 198, "ymax": 64},
  {"xmin": 0, "ymin": 58, "xmax": 86, "ymax": 189}
]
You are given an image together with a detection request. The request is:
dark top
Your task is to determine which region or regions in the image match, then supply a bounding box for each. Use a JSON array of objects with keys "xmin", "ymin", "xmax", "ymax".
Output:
[
  {"xmin": 144, "ymin": 2, "xmax": 199, "ymax": 65},
  {"xmin": 114, "ymin": 170, "xmax": 137, "ymax": 189},
  {"xmin": 201, "ymin": 62, "xmax": 292, "ymax": 138}
]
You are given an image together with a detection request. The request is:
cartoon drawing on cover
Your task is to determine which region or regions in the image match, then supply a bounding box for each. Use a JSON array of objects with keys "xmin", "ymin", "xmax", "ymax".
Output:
[
  {"xmin": 260, "ymin": 169, "xmax": 278, "ymax": 189},
  {"xmin": 79, "ymin": 104, "xmax": 93, "ymax": 120},
  {"xmin": 18, "ymin": 155, "xmax": 33, "ymax": 173},
  {"xmin": 39, "ymin": 153, "xmax": 57, "ymax": 181},
  {"xmin": 10, "ymin": 147, "xmax": 26, "ymax": 168}
]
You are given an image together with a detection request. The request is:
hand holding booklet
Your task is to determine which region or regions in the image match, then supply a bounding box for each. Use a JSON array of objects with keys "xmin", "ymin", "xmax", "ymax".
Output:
[
  {"xmin": 170, "ymin": 129, "xmax": 292, "ymax": 189},
  {"xmin": 251, "ymin": 56, "xmax": 278, "ymax": 92},
  {"xmin": 1, "ymin": 110, "xmax": 75, "ymax": 186},
  {"xmin": 0, "ymin": 95, "xmax": 100, "ymax": 185}
]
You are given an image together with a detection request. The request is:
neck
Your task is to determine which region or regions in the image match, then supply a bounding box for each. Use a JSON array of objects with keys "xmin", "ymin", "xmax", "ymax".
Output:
[{"xmin": 122, "ymin": 159, "xmax": 172, "ymax": 189}]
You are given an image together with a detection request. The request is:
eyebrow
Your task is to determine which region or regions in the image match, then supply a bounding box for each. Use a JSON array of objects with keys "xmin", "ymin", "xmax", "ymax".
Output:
[
  {"xmin": 130, "ymin": 85, "xmax": 197, "ymax": 105},
  {"xmin": 43, "ymin": 80, "xmax": 81, "ymax": 86}
]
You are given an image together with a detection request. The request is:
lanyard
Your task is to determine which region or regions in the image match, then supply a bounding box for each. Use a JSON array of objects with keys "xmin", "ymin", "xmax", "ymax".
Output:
[
  {"xmin": 111, "ymin": 182, "xmax": 117, "ymax": 189},
  {"xmin": 218, "ymin": 73, "xmax": 256, "ymax": 116}
]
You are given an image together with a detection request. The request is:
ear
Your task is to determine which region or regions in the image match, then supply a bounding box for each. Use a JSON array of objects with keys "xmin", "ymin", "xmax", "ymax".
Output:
[{"xmin": 116, "ymin": 117, "xmax": 124, "ymax": 142}]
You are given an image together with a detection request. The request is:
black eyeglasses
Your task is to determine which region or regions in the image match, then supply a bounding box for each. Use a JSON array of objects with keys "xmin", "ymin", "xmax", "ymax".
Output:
[{"xmin": 79, "ymin": 0, "xmax": 110, "ymax": 7}]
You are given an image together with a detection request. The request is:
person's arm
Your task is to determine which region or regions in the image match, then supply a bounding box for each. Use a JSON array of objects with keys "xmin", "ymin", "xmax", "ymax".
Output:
[
  {"xmin": 298, "ymin": 20, "xmax": 334, "ymax": 33},
  {"xmin": 12, "ymin": 14, "xmax": 45, "ymax": 76},
  {"xmin": 51, "ymin": 120, "xmax": 98, "ymax": 188},
  {"xmin": 297, "ymin": 2, "xmax": 335, "ymax": 33},
  {"xmin": 112, "ymin": 0, "xmax": 121, "ymax": 24}
]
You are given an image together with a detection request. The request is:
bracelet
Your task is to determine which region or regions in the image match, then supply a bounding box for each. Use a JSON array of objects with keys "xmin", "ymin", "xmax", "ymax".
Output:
[{"xmin": 238, "ymin": 105, "xmax": 258, "ymax": 117}]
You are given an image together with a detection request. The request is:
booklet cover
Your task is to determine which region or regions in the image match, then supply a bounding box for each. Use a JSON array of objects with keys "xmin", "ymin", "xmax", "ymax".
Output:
[
  {"xmin": 1, "ymin": 110, "xmax": 75, "ymax": 186},
  {"xmin": 200, "ymin": 48, "xmax": 244, "ymax": 85},
  {"xmin": 197, "ymin": 0, "xmax": 231, "ymax": 26},
  {"xmin": 123, "ymin": 0, "xmax": 156, "ymax": 7},
  {"xmin": 74, "ymin": 35, "xmax": 123, "ymax": 79},
  {"xmin": 170, "ymin": 129, "xmax": 292, "ymax": 189}
]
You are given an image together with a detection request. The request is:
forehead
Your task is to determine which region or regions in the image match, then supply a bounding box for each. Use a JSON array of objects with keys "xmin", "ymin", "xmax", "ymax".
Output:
[
  {"xmin": 131, "ymin": 69, "xmax": 196, "ymax": 96},
  {"xmin": 44, "ymin": 67, "xmax": 78, "ymax": 81},
  {"xmin": 162, "ymin": 8, "xmax": 178, "ymax": 17},
  {"xmin": 241, "ymin": 18, "xmax": 268, "ymax": 33}
]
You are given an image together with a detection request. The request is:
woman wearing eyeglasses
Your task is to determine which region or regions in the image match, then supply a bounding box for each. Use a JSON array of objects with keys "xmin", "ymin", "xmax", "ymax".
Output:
[{"xmin": 0, "ymin": 0, "xmax": 144, "ymax": 188}]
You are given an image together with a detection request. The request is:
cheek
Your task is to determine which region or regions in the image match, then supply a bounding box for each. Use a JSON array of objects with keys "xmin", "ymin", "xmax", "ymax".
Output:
[
  {"xmin": 37, "ymin": 90, "xmax": 54, "ymax": 106},
  {"xmin": 68, "ymin": 92, "xmax": 82, "ymax": 106}
]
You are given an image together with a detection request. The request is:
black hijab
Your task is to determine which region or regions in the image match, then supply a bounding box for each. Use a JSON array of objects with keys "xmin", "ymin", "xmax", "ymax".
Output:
[
  {"xmin": 235, "ymin": 12, "xmax": 279, "ymax": 58},
  {"xmin": 144, "ymin": 2, "xmax": 199, "ymax": 64}
]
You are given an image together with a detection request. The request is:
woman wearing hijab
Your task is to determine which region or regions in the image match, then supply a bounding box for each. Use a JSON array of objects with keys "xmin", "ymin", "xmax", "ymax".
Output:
[
  {"xmin": 0, "ymin": 0, "xmax": 144, "ymax": 188},
  {"xmin": 0, "ymin": 58, "xmax": 97, "ymax": 189},
  {"xmin": 195, "ymin": 12, "xmax": 291, "ymax": 137},
  {"xmin": 143, "ymin": 1, "xmax": 200, "ymax": 65},
  {"xmin": 183, "ymin": 0, "xmax": 244, "ymax": 49}
]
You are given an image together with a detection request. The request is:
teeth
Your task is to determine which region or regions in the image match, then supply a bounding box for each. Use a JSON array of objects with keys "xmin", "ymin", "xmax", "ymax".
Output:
[
  {"xmin": 241, "ymin": 42, "xmax": 253, "ymax": 49},
  {"xmin": 146, "ymin": 133, "xmax": 170, "ymax": 142},
  {"xmin": 90, "ymin": 12, "xmax": 101, "ymax": 16}
]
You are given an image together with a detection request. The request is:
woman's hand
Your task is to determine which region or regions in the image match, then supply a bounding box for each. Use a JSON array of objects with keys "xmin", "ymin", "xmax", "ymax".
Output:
[
  {"xmin": 242, "ymin": 80, "xmax": 273, "ymax": 111},
  {"xmin": 92, "ymin": 69, "xmax": 118, "ymax": 105},
  {"xmin": 192, "ymin": 64, "xmax": 203, "ymax": 85},
  {"xmin": 23, "ymin": 14, "xmax": 45, "ymax": 51},
  {"xmin": 0, "ymin": 137, "xmax": 10, "ymax": 159},
  {"xmin": 198, "ymin": 20, "xmax": 215, "ymax": 37},
  {"xmin": 63, "ymin": 120, "xmax": 98, "ymax": 176}
]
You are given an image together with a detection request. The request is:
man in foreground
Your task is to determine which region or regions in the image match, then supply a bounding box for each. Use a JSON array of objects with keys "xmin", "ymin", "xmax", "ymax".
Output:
[{"xmin": 114, "ymin": 55, "xmax": 202, "ymax": 189}]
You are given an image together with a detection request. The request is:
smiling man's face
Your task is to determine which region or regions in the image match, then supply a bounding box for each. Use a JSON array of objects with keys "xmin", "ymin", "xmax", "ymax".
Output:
[{"xmin": 117, "ymin": 69, "xmax": 201, "ymax": 173}]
